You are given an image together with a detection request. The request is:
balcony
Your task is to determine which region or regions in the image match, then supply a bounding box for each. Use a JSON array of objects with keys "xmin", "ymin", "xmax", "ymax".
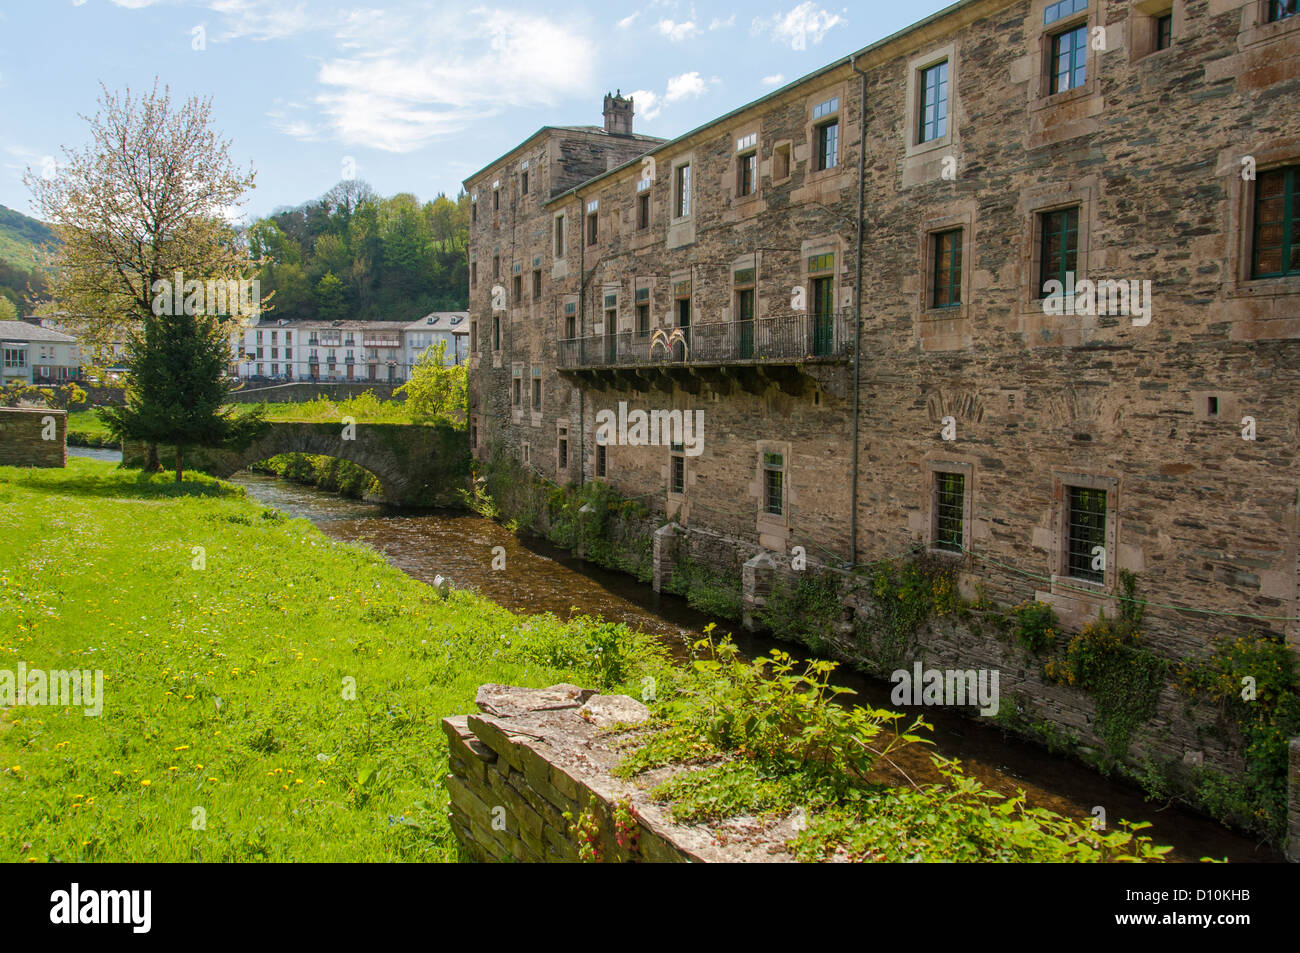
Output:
[{"xmin": 556, "ymin": 311, "xmax": 854, "ymax": 397}]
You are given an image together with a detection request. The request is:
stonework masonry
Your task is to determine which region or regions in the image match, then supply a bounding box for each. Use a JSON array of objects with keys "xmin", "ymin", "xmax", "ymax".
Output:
[
  {"xmin": 0, "ymin": 407, "xmax": 67, "ymax": 468},
  {"xmin": 465, "ymin": 0, "xmax": 1300, "ymax": 843}
]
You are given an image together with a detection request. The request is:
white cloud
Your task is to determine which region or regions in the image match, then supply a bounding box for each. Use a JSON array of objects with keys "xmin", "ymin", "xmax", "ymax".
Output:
[
  {"xmin": 752, "ymin": 2, "xmax": 845, "ymax": 50},
  {"xmin": 657, "ymin": 18, "xmax": 699, "ymax": 42},
  {"xmin": 761, "ymin": 73, "xmax": 785, "ymax": 86},
  {"xmin": 665, "ymin": 71, "xmax": 709, "ymax": 102},
  {"xmin": 110, "ymin": 0, "xmax": 163, "ymax": 7},
  {"xmin": 208, "ymin": 0, "xmax": 314, "ymax": 41},
  {"xmin": 617, "ymin": 12, "xmax": 640, "ymax": 29},
  {"xmin": 708, "ymin": 15, "xmax": 735, "ymax": 31},
  {"xmin": 628, "ymin": 89, "xmax": 661, "ymax": 121},
  {"xmin": 302, "ymin": 7, "xmax": 596, "ymax": 153}
]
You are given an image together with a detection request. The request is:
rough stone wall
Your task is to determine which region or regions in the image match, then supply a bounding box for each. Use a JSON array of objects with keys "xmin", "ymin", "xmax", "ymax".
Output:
[
  {"xmin": 0, "ymin": 407, "xmax": 66, "ymax": 468},
  {"xmin": 442, "ymin": 683, "xmax": 799, "ymax": 862},
  {"xmin": 225, "ymin": 382, "xmax": 405, "ymax": 404}
]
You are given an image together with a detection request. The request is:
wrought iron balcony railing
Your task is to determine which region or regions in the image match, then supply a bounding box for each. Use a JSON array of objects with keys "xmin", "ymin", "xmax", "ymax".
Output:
[{"xmin": 557, "ymin": 311, "xmax": 853, "ymax": 370}]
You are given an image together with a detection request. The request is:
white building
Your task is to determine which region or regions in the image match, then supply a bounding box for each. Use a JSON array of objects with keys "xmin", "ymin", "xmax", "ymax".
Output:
[
  {"xmin": 229, "ymin": 314, "xmax": 469, "ymax": 384},
  {"xmin": 0, "ymin": 320, "xmax": 82, "ymax": 385},
  {"xmin": 404, "ymin": 312, "xmax": 469, "ymax": 369}
]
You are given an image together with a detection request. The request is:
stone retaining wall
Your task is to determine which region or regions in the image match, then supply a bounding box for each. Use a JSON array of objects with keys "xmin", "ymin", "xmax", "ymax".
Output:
[
  {"xmin": 0, "ymin": 407, "xmax": 66, "ymax": 468},
  {"xmin": 442, "ymin": 684, "xmax": 799, "ymax": 863}
]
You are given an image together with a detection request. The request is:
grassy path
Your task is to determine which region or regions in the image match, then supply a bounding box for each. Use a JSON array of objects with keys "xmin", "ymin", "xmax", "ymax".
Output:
[{"xmin": 0, "ymin": 459, "xmax": 655, "ymax": 862}]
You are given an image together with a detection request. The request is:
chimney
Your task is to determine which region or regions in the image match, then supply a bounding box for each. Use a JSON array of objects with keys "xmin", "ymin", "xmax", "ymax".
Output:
[{"xmin": 603, "ymin": 90, "xmax": 634, "ymax": 137}]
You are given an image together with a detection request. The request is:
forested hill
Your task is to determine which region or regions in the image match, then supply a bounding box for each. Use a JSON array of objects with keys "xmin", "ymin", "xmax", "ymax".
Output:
[
  {"xmin": 250, "ymin": 180, "xmax": 470, "ymax": 324},
  {"xmin": 0, "ymin": 204, "xmax": 55, "ymax": 317}
]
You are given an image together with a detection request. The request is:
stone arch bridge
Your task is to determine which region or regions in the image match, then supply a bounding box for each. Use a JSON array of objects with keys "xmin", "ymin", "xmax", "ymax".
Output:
[{"xmin": 125, "ymin": 421, "xmax": 469, "ymax": 506}]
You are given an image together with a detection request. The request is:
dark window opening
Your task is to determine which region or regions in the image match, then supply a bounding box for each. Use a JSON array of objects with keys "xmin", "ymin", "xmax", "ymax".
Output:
[
  {"xmin": 595, "ymin": 443, "xmax": 607, "ymax": 478},
  {"xmin": 637, "ymin": 193, "xmax": 650, "ymax": 230},
  {"xmin": 1066, "ymin": 485, "xmax": 1107, "ymax": 583},
  {"xmin": 1155, "ymin": 13, "xmax": 1173, "ymax": 49},
  {"xmin": 763, "ymin": 452, "xmax": 784, "ymax": 516},
  {"xmin": 1252, "ymin": 166, "xmax": 1299, "ymax": 278},
  {"xmin": 738, "ymin": 152, "xmax": 757, "ymax": 196},
  {"xmin": 933, "ymin": 229, "xmax": 963, "ymax": 308},
  {"xmin": 1050, "ymin": 25, "xmax": 1088, "ymax": 94},
  {"xmin": 934, "ymin": 472, "xmax": 965, "ymax": 553},
  {"xmin": 1039, "ymin": 206, "xmax": 1080, "ymax": 296},
  {"xmin": 533, "ymin": 269, "xmax": 542, "ymax": 300},
  {"xmin": 816, "ymin": 120, "xmax": 839, "ymax": 171},
  {"xmin": 670, "ymin": 446, "xmax": 685, "ymax": 495}
]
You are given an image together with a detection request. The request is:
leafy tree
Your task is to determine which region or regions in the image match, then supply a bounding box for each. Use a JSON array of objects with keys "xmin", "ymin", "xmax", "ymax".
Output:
[
  {"xmin": 100, "ymin": 311, "xmax": 266, "ymax": 481},
  {"xmin": 314, "ymin": 271, "xmax": 347, "ymax": 321},
  {"xmin": 0, "ymin": 296, "xmax": 16, "ymax": 321},
  {"xmin": 395, "ymin": 339, "xmax": 466, "ymax": 426}
]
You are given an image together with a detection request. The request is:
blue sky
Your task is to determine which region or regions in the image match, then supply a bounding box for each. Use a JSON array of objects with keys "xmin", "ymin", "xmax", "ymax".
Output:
[{"xmin": 0, "ymin": 0, "xmax": 954, "ymax": 222}]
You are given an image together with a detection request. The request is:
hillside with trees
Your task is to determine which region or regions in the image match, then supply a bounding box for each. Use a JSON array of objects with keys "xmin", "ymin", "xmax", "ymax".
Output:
[
  {"xmin": 249, "ymin": 181, "xmax": 470, "ymax": 324},
  {"xmin": 0, "ymin": 203, "xmax": 55, "ymax": 317}
]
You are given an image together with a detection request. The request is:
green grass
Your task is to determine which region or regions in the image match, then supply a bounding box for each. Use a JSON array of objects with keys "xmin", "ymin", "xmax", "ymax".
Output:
[
  {"xmin": 0, "ymin": 458, "xmax": 661, "ymax": 862},
  {"xmin": 235, "ymin": 393, "xmax": 417, "ymax": 425},
  {"xmin": 65, "ymin": 410, "xmax": 116, "ymax": 448}
]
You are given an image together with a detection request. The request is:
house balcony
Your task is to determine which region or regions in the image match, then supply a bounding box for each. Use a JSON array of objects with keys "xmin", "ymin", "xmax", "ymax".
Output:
[{"xmin": 556, "ymin": 311, "xmax": 854, "ymax": 397}]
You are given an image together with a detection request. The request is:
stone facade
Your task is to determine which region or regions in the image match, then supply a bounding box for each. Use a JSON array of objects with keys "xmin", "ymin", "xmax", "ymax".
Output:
[
  {"xmin": 0, "ymin": 407, "xmax": 66, "ymax": 468},
  {"xmin": 467, "ymin": 0, "xmax": 1300, "ymax": 662}
]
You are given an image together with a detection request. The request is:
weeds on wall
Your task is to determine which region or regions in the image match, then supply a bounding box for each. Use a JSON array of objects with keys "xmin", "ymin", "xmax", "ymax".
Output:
[
  {"xmin": 755, "ymin": 570, "xmax": 844, "ymax": 655},
  {"xmin": 663, "ymin": 553, "xmax": 743, "ymax": 619},
  {"xmin": 1177, "ymin": 630, "xmax": 1300, "ymax": 843},
  {"xmin": 853, "ymin": 558, "xmax": 959, "ymax": 673},
  {"xmin": 612, "ymin": 631, "xmax": 1172, "ymax": 862}
]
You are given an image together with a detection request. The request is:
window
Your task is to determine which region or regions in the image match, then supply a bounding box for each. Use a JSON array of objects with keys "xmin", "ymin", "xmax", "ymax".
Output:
[
  {"xmin": 564, "ymin": 302, "xmax": 577, "ymax": 340},
  {"xmin": 1155, "ymin": 12, "xmax": 1173, "ymax": 48},
  {"xmin": 1269, "ymin": 0, "xmax": 1298, "ymax": 22},
  {"xmin": 470, "ymin": 319, "xmax": 478, "ymax": 352},
  {"xmin": 933, "ymin": 471, "xmax": 965, "ymax": 553},
  {"xmin": 586, "ymin": 200, "xmax": 599, "ymax": 246},
  {"xmin": 735, "ymin": 268, "xmax": 756, "ymax": 358},
  {"xmin": 555, "ymin": 216, "xmax": 566, "ymax": 257},
  {"xmin": 763, "ymin": 452, "xmax": 784, "ymax": 516},
  {"xmin": 512, "ymin": 274, "xmax": 522, "ymax": 303},
  {"xmin": 493, "ymin": 255, "xmax": 500, "ymax": 279},
  {"xmin": 2, "ymin": 347, "xmax": 26, "ymax": 368},
  {"xmin": 637, "ymin": 192, "xmax": 651, "ymax": 230},
  {"xmin": 595, "ymin": 442, "xmax": 607, "ymax": 478},
  {"xmin": 773, "ymin": 143, "xmax": 792, "ymax": 181},
  {"xmin": 1208, "ymin": 395, "xmax": 1220, "ymax": 416},
  {"xmin": 670, "ymin": 444, "xmax": 685, "ymax": 495},
  {"xmin": 816, "ymin": 119, "xmax": 839, "ymax": 171},
  {"xmin": 1252, "ymin": 165, "xmax": 1299, "ymax": 278},
  {"xmin": 919, "ymin": 62, "xmax": 948, "ymax": 143},
  {"xmin": 1066, "ymin": 485, "xmax": 1107, "ymax": 583},
  {"xmin": 558, "ymin": 435, "xmax": 567, "ymax": 470},
  {"xmin": 521, "ymin": 171, "xmax": 529, "ymax": 195},
  {"xmin": 533, "ymin": 268, "xmax": 542, "ymax": 300},
  {"xmin": 1049, "ymin": 25, "xmax": 1088, "ymax": 94},
  {"xmin": 1043, "ymin": 0, "xmax": 1087, "ymax": 24},
  {"xmin": 636, "ymin": 303, "xmax": 650, "ymax": 338},
  {"xmin": 471, "ymin": 201, "xmax": 477, "ymax": 224},
  {"xmin": 738, "ymin": 151, "xmax": 757, "ymax": 196},
  {"xmin": 1039, "ymin": 207, "xmax": 1080, "ymax": 296},
  {"xmin": 675, "ymin": 164, "xmax": 691, "ymax": 218},
  {"xmin": 933, "ymin": 229, "xmax": 963, "ymax": 308},
  {"xmin": 512, "ymin": 368, "xmax": 522, "ymax": 407},
  {"xmin": 493, "ymin": 316, "xmax": 501, "ymax": 351},
  {"xmin": 531, "ymin": 368, "xmax": 542, "ymax": 410},
  {"xmin": 493, "ymin": 187, "xmax": 500, "ymax": 211}
]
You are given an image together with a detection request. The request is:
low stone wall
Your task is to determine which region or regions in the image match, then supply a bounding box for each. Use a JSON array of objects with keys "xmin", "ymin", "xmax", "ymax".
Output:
[
  {"xmin": 0, "ymin": 407, "xmax": 66, "ymax": 468},
  {"xmin": 442, "ymin": 684, "xmax": 800, "ymax": 862},
  {"xmin": 226, "ymin": 382, "xmax": 405, "ymax": 403}
]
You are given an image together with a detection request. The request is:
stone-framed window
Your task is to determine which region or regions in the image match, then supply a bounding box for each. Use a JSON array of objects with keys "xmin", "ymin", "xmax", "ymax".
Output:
[
  {"xmin": 1025, "ymin": 0, "xmax": 1102, "ymax": 135},
  {"xmin": 635, "ymin": 285, "xmax": 652, "ymax": 340},
  {"xmin": 1039, "ymin": 205, "xmax": 1081, "ymax": 297},
  {"xmin": 556, "ymin": 421, "xmax": 568, "ymax": 475},
  {"xmin": 668, "ymin": 442, "xmax": 685, "ymax": 498},
  {"xmin": 674, "ymin": 162, "xmax": 692, "ymax": 219},
  {"xmin": 1016, "ymin": 178, "xmax": 1096, "ymax": 319},
  {"xmin": 913, "ymin": 54, "xmax": 952, "ymax": 148},
  {"xmin": 533, "ymin": 265, "xmax": 543, "ymax": 301},
  {"xmin": 812, "ymin": 95, "xmax": 840, "ymax": 172},
  {"xmin": 754, "ymin": 439, "xmax": 792, "ymax": 547},
  {"xmin": 586, "ymin": 199, "xmax": 599, "ymax": 247},
  {"xmin": 1223, "ymin": 141, "xmax": 1300, "ymax": 320},
  {"xmin": 470, "ymin": 260, "xmax": 477, "ymax": 288},
  {"xmin": 1130, "ymin": 0, "xmax": 1183, "ymax": 60},
  {"xmin": 554, "ymin": 212, "xmax": 566, "ymax": 259},
  {"xmin": 762, "ymin": 451, "xmax": 785, "ymax": 516},
  {"xmin": 926, "ymin": 459, "xmax": 973, "ymax": 557},
  {"xmin": 511, "ymin": 364, "xmax": 523, "ymax": 409},
  {"xmin": 1251, "ymin": 164, "xmax": 1300, "ymax": 279},
  {"xmin": 530, "ymin": 365, "xmax": 542, "ymax": 413},
  {"xmin": 1052, "ymin": 470, "xmax": 1118, "ymax": 589},
  {"xmin": 594, "ymin": 435, "xmax": 608, "ymax": 480},
  {"xmin": 636, "ymin": 177, "xmax": 652, "ymax": 230},
  {"xmin": 734, "ymin": 131, "xmax": 759, "ymax": 200},
  {"xmin": 1048, "ymin": 21, "xmax": 1088, "ymax": 95},
  {"xmin": 771, "ymin": 140, "xmax": 793, "ymax": 184},
  {"xmin": 932, "ymin": 228, "xmax": 963, "ymax": 309},
  {"xmin": 563, "ymin": 300, "xmax": 578, "ymax": 341}
]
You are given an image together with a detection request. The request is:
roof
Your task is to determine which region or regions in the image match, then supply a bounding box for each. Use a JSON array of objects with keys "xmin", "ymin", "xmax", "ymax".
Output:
[
  {"xmin": 546, "ymin": 0, "xmax": 980, "ymax": 205},
  {"xmin": 0, "ymin": 320, "xmax": 76, "ymax": 343},
  {"xmin": 404, "ymin": 312, "xmax": 470, "ymax": 333},
  {"xmin": 288, "ymin": 320, "xmax": 411, "ymax": 332},
  {"xmin": 463, "ymin": 124, "xmax": 666, "ymax": 189}
]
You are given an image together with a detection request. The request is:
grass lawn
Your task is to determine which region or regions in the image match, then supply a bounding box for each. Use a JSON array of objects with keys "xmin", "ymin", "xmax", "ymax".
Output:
[
  {"xmin": 0, "ymin": 458, "xmax": 658, "ymax": 862},
  {"xmin": 65, "ymin": 410, "xmax": 116, "ymax": 448}
]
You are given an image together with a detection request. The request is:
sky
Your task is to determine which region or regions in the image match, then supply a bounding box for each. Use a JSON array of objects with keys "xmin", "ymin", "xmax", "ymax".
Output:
[{"xmin": 0, "ymin": 0, "xmax": 955, "ymax": 223}]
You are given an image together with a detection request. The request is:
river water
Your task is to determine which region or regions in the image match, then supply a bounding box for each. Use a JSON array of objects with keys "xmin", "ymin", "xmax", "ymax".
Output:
[{"xmin": 70, "ymin": 447, "xmax": 1281, "ymax": 862}]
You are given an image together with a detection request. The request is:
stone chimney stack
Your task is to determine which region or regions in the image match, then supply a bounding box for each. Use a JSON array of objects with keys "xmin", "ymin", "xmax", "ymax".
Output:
[{"xmin": 603, "ymin": 90, "xmax": 634, "ymax": 137}]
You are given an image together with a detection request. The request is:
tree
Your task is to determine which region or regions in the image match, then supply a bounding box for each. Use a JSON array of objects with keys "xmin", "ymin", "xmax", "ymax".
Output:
[
  {"xmin": 100, "ymin": 311, "xmax": 266, "ymax": 481},
  {"xmin": 0, "ymin": 296, "xmax": 16, "ymax": 322},
  {"xmin": 314, "ymin": 271, "xmax": 347, "ymax": 321},
  {"xmin": 27, "ymin": 80, "xmax": 264, "ymax": 474},
  {"xmin": 25, "ymin": 81, "xmax": 259, "ymax": 350},
  {"xmin": 396, "ymin": 339, "xmax": 466, "ymax": 426}
]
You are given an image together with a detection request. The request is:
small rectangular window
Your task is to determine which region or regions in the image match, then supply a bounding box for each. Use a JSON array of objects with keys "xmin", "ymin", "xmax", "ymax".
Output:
[
  {"xmin": 919, "ymin": 61, "xmax": 948, "ymax": 143},
  {"xmin": 512, "ymin": 274, "xmax": 522, "ymax": 302},
  {"xmin": 1269, "ymin": 0, "xmax": 1297, "ymax": 22},
  {"xmin": 816, "ymin": 120, "xmax": 839, "ymax": 171},
  {"xmin": 1155, "ymin": 13, "xmax": 1173, "ymax": 49},
  {"xmin": 1039, "ymin": 207, "xmax": 1080, "ymax": 296},
  {"xmin": 636, "ymin": 303, "xmax": 650, "ymax": 338},
  {"xmin": 532, "ymin": 377, "xmax": 542, "ymax": 410},
  {"xmin": 493, "ymin": 255, "xmax": 500, "ymax": 279},
  {"xmin": 675, "ymin": 164, "xmax": 691, "ymax": 217},
  {"xmin": 773, "ymin": 143, "xmax": 791, "ymax": 181},
  {"xmin": 555, "ymin": 216, "xmax": 566, "ymax": 257},
  {"xmin": 596, "ymin": 442, "xmax": 607, "ymax": 478},
  {"xmin": 1252, "ymin": 166, "xmax": 1299, "ymax": 279},
  {"xmin": 670, "ymin": 445, "xmax": 685, "ymax": 495},
  {"xmin": 763, "ymin": 452, "xmax": 784, "ymax": 516},
  {"xmin": 738, "ymin": 152, "xmax": 757, "ymax": 196},
  {"xmin": 587, "ymin": 211, "xmax": 598, "ymax": 246},
  {"xmin": 933, "ymin": 471, "xmax": 965, "ymax": 553},
  {"xmin": 521, "ymin": 171, "xmax": 529, "ymax": 195},
  {"xmin": 1043, "ymin": 0, "xmax": 1087, "ymax": 25},
  {"xmin": 533, "ymin": 269, "xmax": 542, "ymax": 300},
  {"xmin": 493, "ymin": 188, "xmax": 500, "ymax": 211},
  {"xmin": 637, "ymin": 193, "xmax": 650, "ymax": 230},
  {"xmin": 932, "ymin": 229, "xmax": 962, "ymax": 308},
  {"xmin": 1066, "ymin": 485, "xmax": 1107, "ymax": 583},
  {"xmin": 558, "ymin": 436, "xmax": 567, "ymax": 470},
  {"xmin": 1050, "ymin": 25, "xmax": 1088, "ymax": 94},
  {"xmin": 1207, "ymin": 395, "xmax": 1220, "ymax": 416}
]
